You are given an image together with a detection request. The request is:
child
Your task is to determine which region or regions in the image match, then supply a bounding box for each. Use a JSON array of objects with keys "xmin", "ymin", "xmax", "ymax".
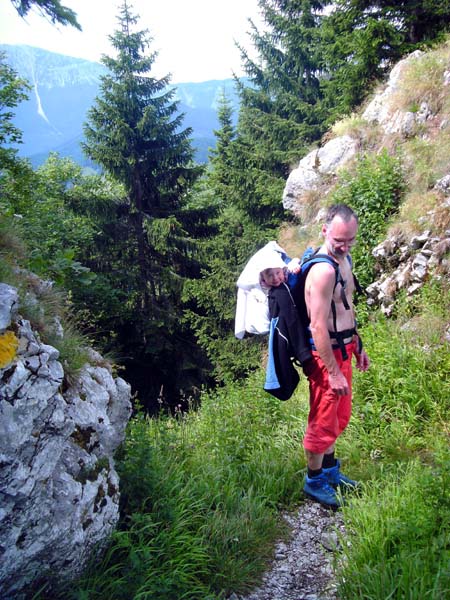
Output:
[
  {"xmin": 260, "ymin": 260, "xmax": 301, "ymax": 290},
  {"xmin": 234, "ymin": 241, "xmax": 300, "ymax": 339}
]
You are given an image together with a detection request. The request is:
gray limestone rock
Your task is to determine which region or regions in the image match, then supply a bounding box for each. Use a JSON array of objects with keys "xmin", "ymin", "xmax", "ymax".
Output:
[
  {"xmin": 283, "ymin": 135, "xmax": 358, "ymax": 213},
  {"xmin": 0, "ymin": 284, "xmax": 18, "ymax": 331},
  {"xmin": 0, "ymin": 285, "xmax": 132, "ymax": 599},
  {"xmin": 362, "ymin": 50, "xmax": 424, "ymax": 133},
  {"xmin": 366, "ymin": 228, "xmax": 450, "ymax": 315}
]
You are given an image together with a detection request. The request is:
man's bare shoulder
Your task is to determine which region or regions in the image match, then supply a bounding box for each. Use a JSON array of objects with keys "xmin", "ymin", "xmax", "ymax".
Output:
[
  {"xmin": 307, "ymin": 261, "xmax": 336, "ymax": 280},
  {"xmin": 305, "ymin": 261, "xmax": 336, "ymax": 292}
]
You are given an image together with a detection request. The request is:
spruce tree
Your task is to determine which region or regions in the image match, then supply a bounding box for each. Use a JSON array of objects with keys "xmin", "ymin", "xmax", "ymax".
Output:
[
  {"xmin": 10, "ymin": 0, "xmax": 81, "ymax": 29},
  {"xmin": 0, "ymin": 55, "xmax": 30, "ymax": 174},
  {"xmin": 320, "ymin": 1, "xmax": 450, "ymax": 121},
  {"xmin": 82, "ymin": 1, "xmax": 204, "ymax": 410},
  {"xmin": 208, "ymin": 91, "xmax": 236, "ymax": 201},
  {"xmin": 238, "ymin": 0, "xmax": 329, "ymax": 160},
  {"xmin": 184, "ymin": 88, "xmax": 282, "ymax": 381},
  {"xmin": 230, "ymin": 0, "xmax": 330, "ymax": 225}
]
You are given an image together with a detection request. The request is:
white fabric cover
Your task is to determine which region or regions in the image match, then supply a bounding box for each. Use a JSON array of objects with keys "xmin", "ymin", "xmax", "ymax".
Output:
[{"xmin": 234, "ymin": 241, "xmax": 287, "ymax": 339}]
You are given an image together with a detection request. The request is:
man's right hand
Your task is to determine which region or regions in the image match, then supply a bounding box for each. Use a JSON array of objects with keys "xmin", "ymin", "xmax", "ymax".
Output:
[{"xmin": 328, "ymin": 371, "xmax": 349, "ymax": 397}]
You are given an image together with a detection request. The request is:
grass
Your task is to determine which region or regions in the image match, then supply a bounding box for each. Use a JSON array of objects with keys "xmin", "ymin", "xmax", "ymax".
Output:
[
  {"xmin": 393, "ymin": 40, "xmax": 450, "ymax": 116},
  {"xmin": 330, "ymin": 112, "xmax": 380, "ymax": 151},
  {"xmin": 38, "ymin": 276, "xmax": 448, "ymax": 600},
  {"xmin": 336, "ymin": 458, "xmax": 450, "ymax": 600},
  {"xmin": 45, "ymin": 373, "xmax": 311, "ymax": 599}
]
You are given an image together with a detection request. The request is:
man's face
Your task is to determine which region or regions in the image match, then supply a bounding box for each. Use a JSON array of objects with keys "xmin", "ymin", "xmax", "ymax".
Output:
[{"xmin": 323, "ymin": 216, "xmax": 358, "ymax": 258}]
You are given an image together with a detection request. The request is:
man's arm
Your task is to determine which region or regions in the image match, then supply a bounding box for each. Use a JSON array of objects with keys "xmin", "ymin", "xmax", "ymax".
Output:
[
  {"xmin": 307, "ymin": 263, "xmax": 350, "ymax": 396},
  {"xmin": 354, "ymin": 340, "xmax": 370, "ymax": 372},
  {"xmin": 351, "ymin": 304, "xmax": 370, "ymax": 373}
]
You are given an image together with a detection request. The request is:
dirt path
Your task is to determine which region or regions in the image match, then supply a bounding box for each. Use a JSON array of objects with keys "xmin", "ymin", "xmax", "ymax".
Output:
[{"xmin": 229, "ymin": 501, "xmax": 345, "ymax": 600}]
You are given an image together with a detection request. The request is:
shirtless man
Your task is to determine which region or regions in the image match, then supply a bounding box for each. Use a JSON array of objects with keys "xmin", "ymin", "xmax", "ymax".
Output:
[{"xmin": 302, "ymin": 204, "xmax": 370, "ymax": 508}]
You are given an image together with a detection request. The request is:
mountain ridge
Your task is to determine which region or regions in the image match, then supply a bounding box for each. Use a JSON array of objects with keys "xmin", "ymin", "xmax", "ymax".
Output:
[{"xmin": 1, "ymin": 44, "xmax": 242, "ymax": 165}]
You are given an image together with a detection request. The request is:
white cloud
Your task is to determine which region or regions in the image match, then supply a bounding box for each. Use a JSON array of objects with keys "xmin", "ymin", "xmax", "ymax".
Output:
[{"xmin": 0, "ymin": 0, "xmax": 263, "ymax": 82}]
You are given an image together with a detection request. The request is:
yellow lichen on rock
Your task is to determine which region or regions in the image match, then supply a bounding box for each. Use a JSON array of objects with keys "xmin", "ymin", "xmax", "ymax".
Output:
[{"xmin": 0, "ymin": 331, "xmax": 19, "ymax": 368}]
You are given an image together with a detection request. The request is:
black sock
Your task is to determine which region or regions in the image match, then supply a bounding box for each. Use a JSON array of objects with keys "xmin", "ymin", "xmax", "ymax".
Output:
[
  {"xmin": 322, "ymin": 452, "xmax": 336, "ymax": 469},
  {"xmin": 307, "ymin": 467, "xmax": 323, "ymax": 478}
]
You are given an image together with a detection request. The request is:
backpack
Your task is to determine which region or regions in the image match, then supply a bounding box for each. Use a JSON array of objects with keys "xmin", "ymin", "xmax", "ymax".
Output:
[{"xmin": 263, "ymin": 247, "xmax": 363, "ymax": 400}]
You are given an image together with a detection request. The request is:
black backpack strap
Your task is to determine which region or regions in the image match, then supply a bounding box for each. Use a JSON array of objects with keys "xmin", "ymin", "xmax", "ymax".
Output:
[{"xmin": 329, "ymin": 327, "xmax": 357, "ymax": 360}]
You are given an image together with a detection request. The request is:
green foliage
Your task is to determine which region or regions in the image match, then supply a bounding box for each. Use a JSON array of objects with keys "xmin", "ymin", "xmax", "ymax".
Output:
[
  {"xmin": 337, "ymin": 458, "xmax": 450, "ymax": 600},
  {"xmin": 79, "ymin": 1, "xmax": 213, "ymax": 409},
  {"xmin": 1, "ymin": 153, "xmax": 98, "ymax": 289},
  {"xmin": 83, "ymin": 3, "xmax": 199, "ymax": 215},
  {"xmin": 185, "ymin": 95, "xmax": 284, "ymax": 382},
  {"xmin": 183, "ymin": 204, "xmax": 273, "ymax": 383},
  {"xmin": 231, "ymin": 0, "xmax": 329, "ymax": 224},
  {"xmin": 320, "ymin": 1, "xmax": 450, "ymax": 123},
  {"xmin": 0, "ymin": 54, "xmax": 30, "ymax": 174},
  {"xmin": 330, "ymin": 150, "xmax": 405, "ymax": 287},
  {"xmin": 10, "ymin": 0, "xmax": 81, "ymax": 29}
]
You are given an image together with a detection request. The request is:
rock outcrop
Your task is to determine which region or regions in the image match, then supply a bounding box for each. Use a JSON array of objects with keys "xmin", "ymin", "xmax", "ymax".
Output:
[
  {"xmin": 0, "ymin": 283, "xmax": 132, "ymax": 599},
  {"xmin": 366, "ymin": 218, "xmax": 450, "ymax": 316},
  {"xmin": 361, "ymin": 50, "xmax": 425, "ymax": 136},
  {"xmin": 282, "ymin": 135, "xmax": 358, "ymax": 213},
  {"xmin": 283, "ymin": 49, "xmax": 450, "ymax": 216}
]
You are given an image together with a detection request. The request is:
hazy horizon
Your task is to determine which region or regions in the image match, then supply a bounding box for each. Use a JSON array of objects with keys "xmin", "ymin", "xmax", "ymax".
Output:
[{"xmin": 0, "ymin": 0, "xmax": 263, "ymax": 84}]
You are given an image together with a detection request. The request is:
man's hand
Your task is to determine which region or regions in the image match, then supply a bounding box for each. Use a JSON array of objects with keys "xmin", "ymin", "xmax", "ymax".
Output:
[
  {"xmin": 355, "ymin": 349, "xmax": 370, "ymax": 372},
  {"xmin": 328, "ymin": 371, "xmax": 350, "ymax": 396}
]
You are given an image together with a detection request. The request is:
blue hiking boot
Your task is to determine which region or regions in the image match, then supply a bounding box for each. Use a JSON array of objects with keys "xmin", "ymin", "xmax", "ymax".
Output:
[
  {"xmin": 303, "ymin": 472, "xmax": 341, "ymax": 510},
  {"xmin": 323, "ymin": 459, "xmax": 359, "ymax": 492}
]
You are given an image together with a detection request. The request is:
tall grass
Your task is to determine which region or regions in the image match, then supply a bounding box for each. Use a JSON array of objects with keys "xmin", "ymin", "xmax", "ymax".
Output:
[
  {"xmin": 341, "ymin": 281, "xmax": 449, "ymax": 476},
  {"xmin": 47, "ymin": 281, "xmax": 449, "ymax": 600},
  {"xmin": 336, "ymin": 458, "xmax": 450, "ymax": 600},
  {"xmin": 334, "ymin": 281, "xmax": 450, "ymax": 598},
  {"xmin": 60, "ymin": 377, "xmax": 312, "ymax": 599}
]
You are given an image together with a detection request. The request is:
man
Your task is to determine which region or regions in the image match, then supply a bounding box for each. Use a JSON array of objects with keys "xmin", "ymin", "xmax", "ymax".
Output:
[{"xmin": 302, "ymin": 204, "xmax": 370, "ymax": 509}]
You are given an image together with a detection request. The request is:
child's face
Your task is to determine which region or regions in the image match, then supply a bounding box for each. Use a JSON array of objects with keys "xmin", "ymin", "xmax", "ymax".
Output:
[{"xmin": 261, "ymin": 267, "xmax": 286, "ymax": 287}]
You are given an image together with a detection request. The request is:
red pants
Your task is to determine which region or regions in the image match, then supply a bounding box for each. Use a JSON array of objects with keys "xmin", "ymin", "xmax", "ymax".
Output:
[{"xmin": 303, "ymin": 342, "xmax": 356, "ymax": 454}]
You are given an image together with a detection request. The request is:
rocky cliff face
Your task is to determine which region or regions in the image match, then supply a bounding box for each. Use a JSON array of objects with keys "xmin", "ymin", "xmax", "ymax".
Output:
[
  {"xmin": 282, "ymin": 49, "xmax": 450, "ymax": 312},
  {"xmin": 0, "ymin": 283, "xmax": 132, "ymax": 599}
]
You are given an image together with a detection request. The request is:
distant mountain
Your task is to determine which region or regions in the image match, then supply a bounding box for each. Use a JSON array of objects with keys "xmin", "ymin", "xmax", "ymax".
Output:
[{"xmin": 1, "ymin": 44, "xmax": 242, "ymax": 166}]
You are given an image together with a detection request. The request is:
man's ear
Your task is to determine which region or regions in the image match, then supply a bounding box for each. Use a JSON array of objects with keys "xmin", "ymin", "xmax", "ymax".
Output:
[{"xmin": 322, "ymin": 223, "xmax": 328, "ymax": 236}]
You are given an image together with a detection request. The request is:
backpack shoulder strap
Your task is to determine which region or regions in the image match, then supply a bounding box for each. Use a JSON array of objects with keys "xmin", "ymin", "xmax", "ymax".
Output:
[{"xmin": 301, "ymin": 250, "xmax": 343, "ymax": 297}]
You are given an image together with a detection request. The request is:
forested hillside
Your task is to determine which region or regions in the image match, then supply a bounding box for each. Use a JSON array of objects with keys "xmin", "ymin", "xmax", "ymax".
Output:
[
  {"xmin": 1, "ymin": 0, "xmax": 449, "ymax": 597},
  {"xmin": 4, "ymin": 0, "xmax": 449, "ymax": 414}
]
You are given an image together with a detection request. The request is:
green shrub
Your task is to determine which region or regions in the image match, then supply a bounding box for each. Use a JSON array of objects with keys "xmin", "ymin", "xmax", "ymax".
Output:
[{"xmin": 330, "ymin": 150, "xmax": 405, "ymax": 287}]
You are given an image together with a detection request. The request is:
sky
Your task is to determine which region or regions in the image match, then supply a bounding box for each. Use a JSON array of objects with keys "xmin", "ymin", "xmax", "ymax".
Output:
[{"xmin": 0, "ymin": 0, "xmax": 264, "ymax": 83}]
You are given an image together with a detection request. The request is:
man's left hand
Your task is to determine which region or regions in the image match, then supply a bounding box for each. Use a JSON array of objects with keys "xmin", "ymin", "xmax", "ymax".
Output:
[{"xmin": 355, "ymin": 350, "xmax": 370, "ymax": 372}]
